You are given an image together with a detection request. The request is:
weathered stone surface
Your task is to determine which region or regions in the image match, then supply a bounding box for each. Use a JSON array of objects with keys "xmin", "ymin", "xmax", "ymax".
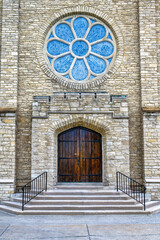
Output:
[
  {"xmin": 0, "ymin": 0, "xmax": 160, "ymax": 200},
  {"xmin": 0, "ymin": 113, "xmax": 16, "ymax": 200}
]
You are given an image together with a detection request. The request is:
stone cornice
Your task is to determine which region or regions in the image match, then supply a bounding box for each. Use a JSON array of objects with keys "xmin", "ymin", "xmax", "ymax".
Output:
[
  {"xmin": 0, "ymin": 108, "xmax": 17, "ymax": 113},
  {"xmin": 142, "ymin": 107, "xmax": 160, "ymax": 113}
]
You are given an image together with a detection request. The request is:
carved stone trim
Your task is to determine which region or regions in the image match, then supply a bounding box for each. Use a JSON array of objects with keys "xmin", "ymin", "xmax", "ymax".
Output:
[
  {"xmin": 0, "ymin": 108, "xmax": 17, "ymax": 113},
  {"xmin": 142, "ymin": 107, "xmax": 160, "ymax": 113},
  {"xmin": 49, "ymin": 115, "xmax": 109, "ymax": 134}
]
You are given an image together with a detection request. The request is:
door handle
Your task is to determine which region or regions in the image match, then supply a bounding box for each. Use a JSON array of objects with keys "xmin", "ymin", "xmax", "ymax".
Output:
[{"xmin": 77, "ymin": 158, "xmax": 80, "ymax": 166}]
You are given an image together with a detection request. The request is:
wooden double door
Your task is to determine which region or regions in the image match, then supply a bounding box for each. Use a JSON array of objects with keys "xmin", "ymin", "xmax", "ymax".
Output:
[{"xmin": 58, "ymin": 127, "xmax": 102, "ymax": 182}]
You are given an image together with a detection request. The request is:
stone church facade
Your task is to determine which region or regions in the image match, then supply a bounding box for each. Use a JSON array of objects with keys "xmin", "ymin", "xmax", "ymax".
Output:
[{"xmin": 0, "ymin": 0, "xmax": 160, "ymax": 201}]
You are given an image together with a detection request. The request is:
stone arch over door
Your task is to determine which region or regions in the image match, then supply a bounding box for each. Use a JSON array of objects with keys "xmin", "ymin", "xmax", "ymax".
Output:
[
  {"xmin": 50, "ymin": 115, "xmax": 108, "ymax": 185},
  {"xmin": 50, "ymin": 115, "xmax": 109, "ymax": 134}
]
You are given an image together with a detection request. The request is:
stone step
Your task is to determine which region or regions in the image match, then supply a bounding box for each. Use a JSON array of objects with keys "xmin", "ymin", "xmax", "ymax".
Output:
[
  {"xmin": 2, "ymin": 201, "xmax": 22, "ymax": 210},
  {"xmin": 0, "ymin": 206, "xmax": 150, "ymax": 215},
  {"xmin": 35, "ymin": 195, "xmax": 130, "ymax": 200},
  {"xmin": 19, "ymin": 209, "xmax": 152, "ymax": 215},
  {"xmin": 53, "ymin": 184, "xmax": 109, "ymax": 190},
  {"xmin": 145, "ymin": 200, "xmax": 160, "ymax": 209},
  {"xmin": 0, "ymin": 205, "xmax": 20, "ymax": 215},
  {"xmin": 3, "ymin": 201, "xmax": 143, "ymax": 211},
  {"xmin": 24, "ymin": 199, "xmax": 138, "ymax": 206},
  {"xmin": 26, "ymin": 205, "xmax": 144, "ymax": 211},
  {"xmin": 1, "ymin": 186, "xmax": 160, "ymax": 215},
  {"xmin": 1, "ymin": 200, "xmax": 160, "ymax": 215},
  {"xmin": 12, "ymin": 198, "xmax": 137, "ymax": 206},
  {"xmin": 35, "ymin": 195, "xmax": 130, "ymax": 201},
  {"xmin": 4, "ymin": 196, "xmax": 159, "ymax": 208},
  {"xmin": 41, "ymin": 190, "xmax": 123, "ymax": 195}
]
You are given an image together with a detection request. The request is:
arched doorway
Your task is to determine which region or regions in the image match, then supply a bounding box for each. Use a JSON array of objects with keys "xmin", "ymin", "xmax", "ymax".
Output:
[{"xmin": 58, "ymin": 126, "xmax": 102, "ymax": 182}]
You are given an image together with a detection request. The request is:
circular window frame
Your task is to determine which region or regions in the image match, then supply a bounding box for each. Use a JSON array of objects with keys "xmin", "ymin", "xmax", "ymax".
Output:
[{"xmin": 37, "ymin": 7, "xmax": 123, "ymax": 89}]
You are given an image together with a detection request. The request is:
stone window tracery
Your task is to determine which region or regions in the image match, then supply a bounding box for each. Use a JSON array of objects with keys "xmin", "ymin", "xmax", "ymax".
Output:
[{"xmin": 44, "ymin": 15, "xmax": 116, "ymax": 85}]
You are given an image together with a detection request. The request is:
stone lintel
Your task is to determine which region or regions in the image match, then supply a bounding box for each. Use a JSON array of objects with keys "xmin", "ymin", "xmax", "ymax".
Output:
[
  {"xmin": 0, "ymin": 108, "xmax": 17, "ymax": 113},
  {"xmin": 0, "ymin": 179, "xmax": 14, "ymax": 184},
  {"xmin": 142, "ymin": 107, "xmax": 160, "ymax": 113},
  {"xmin": 146, "ymin": 179, "xmax": 160, "ymax": 184}
]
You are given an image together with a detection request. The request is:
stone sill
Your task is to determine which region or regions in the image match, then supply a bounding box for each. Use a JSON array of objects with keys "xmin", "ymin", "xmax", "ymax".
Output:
[
  {"xmin": 0, "ymin": 179, "xmax": 14, "ymax": 184},
  {"xmin": 146, "ymin": 179, "xmax": 160, "ymax": 183},
  {"xmin": 142, "ymin": 107, "xmax": 160, "ymax": 113},
  {"xmin": 0, "ymin": 108, "xmax": 16, "ymax": 113}
]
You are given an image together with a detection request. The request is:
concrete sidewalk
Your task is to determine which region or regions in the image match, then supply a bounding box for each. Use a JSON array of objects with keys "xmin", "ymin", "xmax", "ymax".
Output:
[{"xmin": 0, "ymin": 211, "xmax": 160, "ymax": 239}]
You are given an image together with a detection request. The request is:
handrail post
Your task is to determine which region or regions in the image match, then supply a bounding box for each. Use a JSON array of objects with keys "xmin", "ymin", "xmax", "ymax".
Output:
[
  {"xmin": 116, "ymin": 172, "xmax": 118, "ymax": 192},
  {"xmin": 45, "ymin": 172, "xmax": 47, "ymax": 191},
  {"xmin": 144, "ymin": 187, "xmax": 146, "ymax": 211},
  {"xmin": 22, "ymin": 187, "xmax": 24, "ymax": 211}
]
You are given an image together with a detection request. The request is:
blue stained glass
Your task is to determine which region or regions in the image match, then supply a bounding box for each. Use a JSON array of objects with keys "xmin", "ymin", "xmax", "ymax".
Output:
[
  {"xmin": 72, "ymin": 40, "xmax": 89, "ymax": 56},
  {"xmin": 54, "ymin": 54, "xmax": 74, "ymax": 73},
  {"xmin": 90, "ymin": 18, "xmax": 97, "ymax": 24},
  {"xmin": 49, "ymin": 32, "xmax": 54, "ymax": 39},
  {"xmin": 86, "ymin": 24, "xmax": 106, "ymax": 43},
  {"xmin": 72, "ymin": 59, "xmax": 88, "ymax": 81},
  {"xmin": 89, "ymin": 74, "xmax": 95, "ymax": 79},
  {"xmin": 46, "ymin": 15, "xmax": 116, "ymax": 82},
  {"xmin": 48, "ymin": 56, "xmax": 52, "ymax": 63},
  {"xmin": 107, "ymin": 33, "xmax": 112, "ymax": 40},
  {"xmin": 55, "ymin": 23, "xmax": 74, "ymax": 42},
  {"xmin": 87, "ymin": 54, "xmax": 106, "ymax": 74},
  {"xmin": 64, "ymin": 74, "xmax": 71, "ymax": 79},
  {"xmin": 91, "ymin": 41, "xmax": 114, "ymax": 57},
  {"xmin": 73, "ymin": 17, "xmax": 89, "ymax": 38},
  {"xmin": 108, "ymin": 57, "xmax": 113, "ymax": 64},
  {"xmin": 65, "ymin": 18, "xmax": 72, "ymax": 23},
  {"xmin": 47, "ymin": 40, "xmax": 69, "ymax": 56}
]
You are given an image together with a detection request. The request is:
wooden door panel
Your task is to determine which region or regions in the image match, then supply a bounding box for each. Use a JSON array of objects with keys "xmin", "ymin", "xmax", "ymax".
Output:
[
  {"xmin": 80, "ymin": 127, "xmax": 102, "ymax": 182},
  {"xmin": 58, "ymin": 128, "xmax": 79, "ymax": 182},
  {"xmin": 58, "ymin": 127, "xmax": 102, "ymax": 182}
]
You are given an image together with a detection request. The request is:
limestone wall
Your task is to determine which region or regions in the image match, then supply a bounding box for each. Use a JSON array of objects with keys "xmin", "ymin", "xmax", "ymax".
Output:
[
  {"xmin": 143, "ymin": 113, "xmax": 160, "ymax": 200},
  {"xmin": 16, "ymin": 0, "xmax": 143, "ymax": 190},
  {"xmin": 0, "ymin": 0, "xmax": 19, "ymax": 108},
  {"xmin": 0, "ymin": 0, "xmax": 18, "ymax": 200},
  {"xmin": 0, "ymin": 113, "xmax": 16, "ymax": 200},
  {"xmin": 139, "ymin": 0, "xmax": 159, "ymax": 109},
  {"xmin": 0, "ymin": 0, "xmax": 160, "ymax": 200}
]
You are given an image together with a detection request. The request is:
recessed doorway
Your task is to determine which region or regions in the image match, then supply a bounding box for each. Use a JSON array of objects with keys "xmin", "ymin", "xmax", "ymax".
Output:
[{"xmin": 58, "ymin": 126, "xmax": 102, "ymax": 182}]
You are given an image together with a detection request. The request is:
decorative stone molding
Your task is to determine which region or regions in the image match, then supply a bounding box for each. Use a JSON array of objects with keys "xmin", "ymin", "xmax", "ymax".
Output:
[
  {"xmin": 0, "ymin": 108, "xmax": 17, "ymax": 113},
  {"xmin": 37, "ymin": 6, "xmax": 123, "ymax": 89},
  {"xmin": 0, "ymin": 179, "xmax": 14, "ymax": 184},
  {"xmin": 142, "ymin": 107, "xmax": 160, "ymax": 113},
  {"xmin": 49, "ymin": 115, "xmax": 109, "ymax": 134},
  {"xmin": 32, "ymin": 94, "xmax": 129, "ymax": 119},
  {"xmin": 146, "ymin": 179, "xmax": 160, "ymax": 183}
]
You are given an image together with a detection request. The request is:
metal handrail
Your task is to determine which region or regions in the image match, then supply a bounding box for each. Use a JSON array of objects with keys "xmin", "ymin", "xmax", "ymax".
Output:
[
  {"xmin": 116, "ymin": 171, "xmax": 146, "ymax": 210},
  {"xmin": 22, "ymin": 172, "xmax": 47, "ymax": 211}
]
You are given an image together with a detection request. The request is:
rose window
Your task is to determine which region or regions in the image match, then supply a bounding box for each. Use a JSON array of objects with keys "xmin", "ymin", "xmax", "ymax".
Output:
[{"xmin": 45, "ymin": 16, "xmax": 116, "ymax": 82}]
